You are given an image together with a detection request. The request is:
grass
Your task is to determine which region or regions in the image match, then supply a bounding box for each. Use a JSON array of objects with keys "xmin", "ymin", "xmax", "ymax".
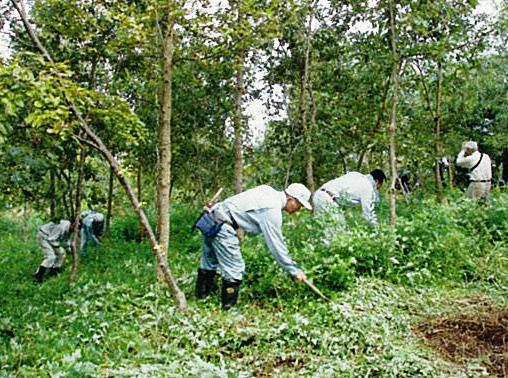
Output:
[{"xmin": 0, "ymin": 194, "xmax": 507, "ymax": 377}]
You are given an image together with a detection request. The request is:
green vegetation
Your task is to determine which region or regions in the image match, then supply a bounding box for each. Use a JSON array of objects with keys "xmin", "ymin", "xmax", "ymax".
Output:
[
  {"xmin": 1, "ymin": 0, "xmax": 507, "ymax": 376},
  {"xmin": 1, "ymin": 193, "xmax": 507, "ymax": 377}
]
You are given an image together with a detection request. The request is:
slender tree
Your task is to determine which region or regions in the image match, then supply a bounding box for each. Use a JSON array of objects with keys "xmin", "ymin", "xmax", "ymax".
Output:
[
  {"xmin": 298, "ymin": 0, "xmax": 316, "ymax": 191},
  {"xmin": 156, "ymin": 7, "xmax": 175, "ymax": 280},
  {"xmin": 69, "ymin": 142, "xmax": 85, "ymax": 282},
  {"xmin": 233, "ymin": 1, "xmax": 246, "ymax": 194},
  {"xmin": 10, "ymin": 0, "xmax": 187, "ymax": 311},
  {"xmin": 387, "ymin": 0, "xmax": 401, "ymax": 227},
  {"xmin": 105, "ymin": 166, "xmax": 114, "ymax": 238}
]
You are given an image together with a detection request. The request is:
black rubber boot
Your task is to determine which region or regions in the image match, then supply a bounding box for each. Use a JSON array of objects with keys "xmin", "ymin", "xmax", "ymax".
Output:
[
  {"xmin": 195, "ymin": 268, "xmax": 218, "ymax": 299},
  {"xmin": 47, "ymin": 267, "xmax": 63, "ymax": 277},
  {"xmin": 33, "ymin": 266, "xmax": 47, "ymax": 284},
  {"xmin": 221, "ymin": 279, "xmax": 241, "ymax": 310}
]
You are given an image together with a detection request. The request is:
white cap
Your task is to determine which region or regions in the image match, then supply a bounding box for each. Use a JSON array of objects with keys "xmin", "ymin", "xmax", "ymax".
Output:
[
  {"xmin": 59, "ymin": 220, "xmax": 71, "ymax": 232},
  {"xmin": 462, "ymin": 141, "xmax": 478, "ymax": 151},
  {"xmin": 285, "ymin": 183, "xmax": 313, "ymax": 210}
]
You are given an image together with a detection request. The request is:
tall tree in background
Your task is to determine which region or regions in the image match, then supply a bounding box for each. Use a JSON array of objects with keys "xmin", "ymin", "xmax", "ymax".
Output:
[
  {"xmin": 408, "ymin": 0, "xmax": 488, "ymax": 200},
  {"xmin": 156, "ymin": 1, "xmax": 177, "ymax": 281},
  {"xmin": 298, "ymin": 0, "xmax": 316, "ymax": 191},
  {"xmin": 233, "ymin": 0, "xmax": 246, "ymax": 194},
  {"xmin": 387, "ymin": 0, "xmax": 401, "ymax": 227},
  {"xmin": 69, "ymin": 142, "xmax": 85, "ymax": 282}
]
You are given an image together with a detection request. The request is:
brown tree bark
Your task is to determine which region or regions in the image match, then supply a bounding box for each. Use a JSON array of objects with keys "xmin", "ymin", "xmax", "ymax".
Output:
[
  {"xmin": 11, "ymin": 0, "xmax": 187, "ymax": 311},
  {"xmin": 156, "ymin": 14, "xmax": 174, "ymax": 281}
]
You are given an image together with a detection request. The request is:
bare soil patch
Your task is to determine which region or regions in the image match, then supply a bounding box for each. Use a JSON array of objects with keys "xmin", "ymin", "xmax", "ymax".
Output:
[{"xmin": 415, "ymin": 297, "xmax": 508, "ymax": 377}]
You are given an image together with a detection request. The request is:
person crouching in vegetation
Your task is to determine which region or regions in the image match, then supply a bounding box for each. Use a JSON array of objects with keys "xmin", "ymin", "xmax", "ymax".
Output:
[
  {"xmin": 33, "ymin": 220, "xmax": 73, "ymax": 283},
  {"xmin": 195, "ymin": 184, "xmax": 313, "ymax": 310},
  {"xmin": 80, "ymin": 210, "xmax": 105, "ymax": 255},
  {"xmin": 312, "ymin": 169, "xmax": 386, "ymax": 228},
  {"xmin": 456, "ymin": 141, "xmax": 492, "ymax": 200}
]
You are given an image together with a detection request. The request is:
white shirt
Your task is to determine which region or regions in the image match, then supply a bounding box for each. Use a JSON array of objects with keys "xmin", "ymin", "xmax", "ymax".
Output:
[
  {"xmin": 456, "ymin": 150, "xmax": 492, "ymax": 181},
  {"xmin": 221, "ymin": 185, "xmax": 301, "ymax": 276},
  {"xmin": 39, "ymin": 220, "xmax": 71, "ymax": 244},
  {"xmin": 319, "ymin": 172, "xmax": 379, "ymax": 225},
  {"xmin": 82, "ymin": 212, "xmax": 105, "ymax": 226}
]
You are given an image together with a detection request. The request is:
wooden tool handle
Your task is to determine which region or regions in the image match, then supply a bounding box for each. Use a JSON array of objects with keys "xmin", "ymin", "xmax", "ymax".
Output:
[
  {"xmin": 203, "ymin": 187, "xmax": 224, "ymax": 211},
  {"xmin": 303, "ymin": 278, "xmax": 330, "ymax": 302}
]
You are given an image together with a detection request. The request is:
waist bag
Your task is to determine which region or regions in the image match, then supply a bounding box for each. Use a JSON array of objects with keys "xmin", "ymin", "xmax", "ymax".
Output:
[{"xmin": 194, "ymin": 212, "xmax": 223, "ymax": 238}]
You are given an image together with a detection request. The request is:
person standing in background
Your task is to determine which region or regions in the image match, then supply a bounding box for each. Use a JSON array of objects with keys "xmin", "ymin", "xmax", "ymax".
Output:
[{"xmin": 456, "ymin": 141, "xmax": 492, "ymax": 200}]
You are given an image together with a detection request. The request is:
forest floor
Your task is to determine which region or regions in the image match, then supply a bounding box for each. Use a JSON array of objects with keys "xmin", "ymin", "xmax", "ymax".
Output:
[
  {"xmin": 1, "ymin": 195, "xmax": 507, "ymax": 377},
  {"xmin": 415, "ymin": 295, "xmax": 507, "ymax": 377}
]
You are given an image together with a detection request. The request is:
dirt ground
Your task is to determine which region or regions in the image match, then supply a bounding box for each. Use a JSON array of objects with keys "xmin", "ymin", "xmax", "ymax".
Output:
[{"xmin": 415, "ymin": 296, "xmax": 508, "ymax": 377}]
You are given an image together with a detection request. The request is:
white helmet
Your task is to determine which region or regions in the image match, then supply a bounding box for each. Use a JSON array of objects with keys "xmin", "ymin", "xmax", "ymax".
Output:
[
  {"xmin": 462, "ymin": 141, "xmax": 478, "ymax": 151},
  {"xmin": 285, "ymin": 183, "xmax": 313, "ymax": 210},
  {"xmin": 59, "ymin": 220, "xmax": 71, "ymax": 232}
]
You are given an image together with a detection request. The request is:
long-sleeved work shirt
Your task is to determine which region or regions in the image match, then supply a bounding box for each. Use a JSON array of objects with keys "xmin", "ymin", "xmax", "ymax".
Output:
[
  {"xmin": 456, "ymin": 150, "xmax": 492, "ymax": 181},
  {"xmin": 220, "ymin": 185, "xmax": 301, "ymax": 276},
  {"xmin": 82, "ymin": 212, "xmax": 105, "ymax": 234},
  {"xmin": 39, "ymin": 220, "xmax": 71, "ymax": 246},
  {"xmin": 319, "ymin": 172, "xmax": 380, "ymax": 225}
]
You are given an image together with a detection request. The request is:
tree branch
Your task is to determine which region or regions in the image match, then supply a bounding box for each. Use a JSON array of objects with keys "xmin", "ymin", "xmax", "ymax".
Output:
[{"xmin": 10, "ymin": 0, "xmax": 187, "ymax": 311}]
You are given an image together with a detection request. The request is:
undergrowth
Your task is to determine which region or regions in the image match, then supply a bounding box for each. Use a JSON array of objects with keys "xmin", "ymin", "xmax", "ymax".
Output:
[{"xmin": 0, "ymin": 193, "xmax": 507, "ymax": 377}]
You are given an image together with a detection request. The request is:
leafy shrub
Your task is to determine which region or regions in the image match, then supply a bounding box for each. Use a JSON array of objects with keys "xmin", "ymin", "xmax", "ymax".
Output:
[
  {"xmin": 108, "ymin": 207, "xmax": 156, "ymax": 242},
  {"xmin": 220, "ymin": 193, "xmax": 508, "ymax": 303}
]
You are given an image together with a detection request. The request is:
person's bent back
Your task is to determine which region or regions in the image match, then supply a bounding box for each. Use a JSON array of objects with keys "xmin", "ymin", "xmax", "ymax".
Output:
[{"xmin": 195, "ymin": 183, "xmax": 312, "ymax": 309}]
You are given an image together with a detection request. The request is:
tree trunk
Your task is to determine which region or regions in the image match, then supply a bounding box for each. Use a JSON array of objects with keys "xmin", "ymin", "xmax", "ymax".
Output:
[
  {"xmin": 137, "ymin": 163, "xmax": 145, "ymax": 242},
  {"xmin": 233, "ymin": 5, "xmax": 246, "ymax": 242},
  {"xmin": 447, "ymin": 159, "xmax": 454, "ymax": 188},
  {"xmin": 105, "ymin": 165, "xmax": 114, "ymax": 238},
  {"xmin": 58, "ymin": 169, "xmax": 72, "ymax": 220},
  {"xmin": 337, "ymin": 149, "xmax": 348, "ymax": 175},
  {"xmin": 61, "ymin": 169, "xmax": 75, "ymax": 220},
  {"xmin": 69, "ymin": 144, "xmax": 86, "ymax": 283},
  {"xmin": 234, "ymin": 48, "xmax": 245, "ymax": 194},
  {"xmin": 415, "ymin": 60, "xmax": 446, "ymax": 199},
  {"xmin": 282, "ymin": 84, "xmax": 295, "ymax": 188},
  {"xmin": 388, "ymin": 0, "xmax": 400, "ymax": 228},
  {"xmin": 12, "ymin": 0, "xmax": 187, "ymax": 311},
  {"xmin": 307, "ymin": 84, "xmax": 316, "ymax": 191},
  {"xmin": 156, "ymin": 12, "xmax": 175, "ymax": 281},
  {"xmin": 300, "ymin": 4, "xmax": 315, "ymax": 191},
  {"xmin": 434, "ymin": 60, "xmax": 447, "ymax": 203}
]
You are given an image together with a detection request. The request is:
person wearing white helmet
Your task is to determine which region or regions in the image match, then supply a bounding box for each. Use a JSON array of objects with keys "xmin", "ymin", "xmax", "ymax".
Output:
[
  {"xmin": 33, "ymin": 219, "xmax": 73, "ymax": 283},
  {"xmin": 195, "ymin": 183, "xmax": 312, "ymax": 309},
  {"xmin": 456, "ymin": 141, "xmax": 492, "ymax": 199},
  {"xmin": 79, "ymin": 210, "xmax": 105, "ymax": 255}
]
